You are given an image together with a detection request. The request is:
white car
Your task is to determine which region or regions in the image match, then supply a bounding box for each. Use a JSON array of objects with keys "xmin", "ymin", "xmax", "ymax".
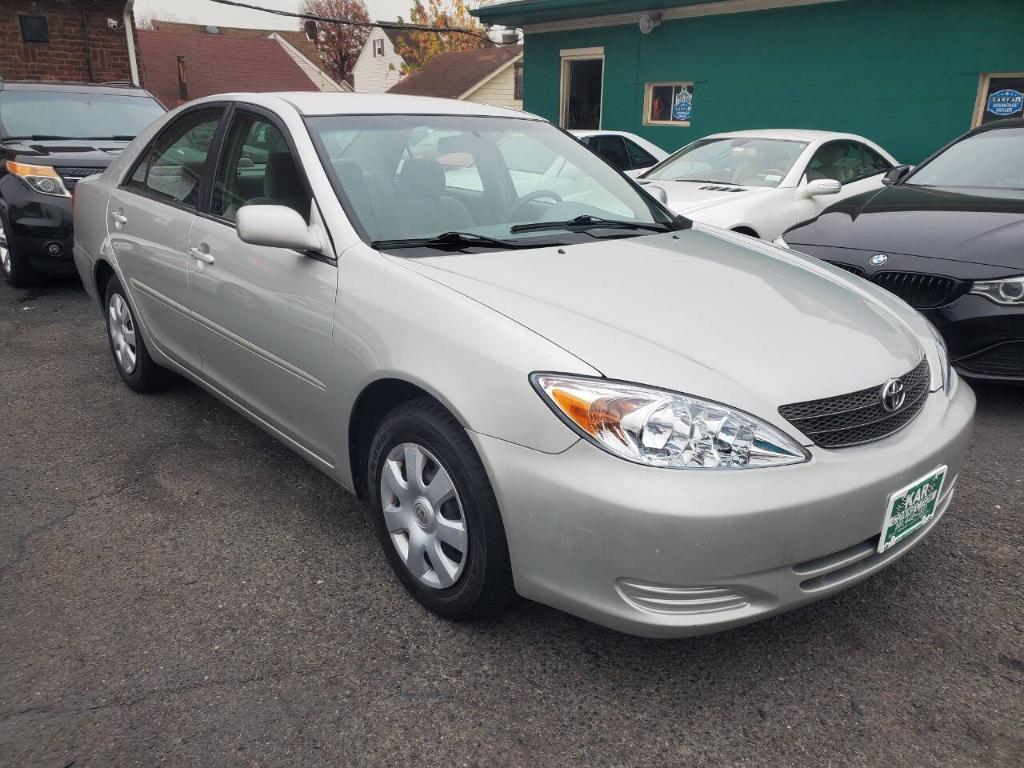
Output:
[
  {"xmin": 639, "ymin": 129, "xmax": 898, "ymax": 240},
  {"xmin": 570, "ymin": 130, "xmax": 669, "ymax": 177}
]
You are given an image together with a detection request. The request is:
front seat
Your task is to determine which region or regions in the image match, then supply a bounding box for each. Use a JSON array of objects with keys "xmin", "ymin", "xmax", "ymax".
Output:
[{"xmin": 395, "ymin": 158, "xmax": 473, "ymax": 237}]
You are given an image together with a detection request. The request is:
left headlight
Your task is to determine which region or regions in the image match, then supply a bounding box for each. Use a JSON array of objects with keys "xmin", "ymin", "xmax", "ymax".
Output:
[
  {"xmin": 5, "ymin": 160, "xmax": 70, "ymax": 198},
  {"xmin": 531, "ymin": 373, "xmax": 809, "ymax": 470},
  {"xmin": 970, "ymin": 275, "xmax": 1024, "ymax": 306}
]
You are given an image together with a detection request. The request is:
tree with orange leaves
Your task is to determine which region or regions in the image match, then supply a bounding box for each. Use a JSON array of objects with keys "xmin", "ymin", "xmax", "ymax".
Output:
[
  {"xmin": 395, "ymin": 0, "xmax": 488, "ymax": 73},
  {"xmin": 300, "ymin": 0, "xmax": 372, "ymax": 83}
]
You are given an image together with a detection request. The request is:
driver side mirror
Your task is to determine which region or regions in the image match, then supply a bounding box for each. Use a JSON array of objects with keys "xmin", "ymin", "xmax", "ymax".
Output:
[
  {"xmin": 236, "ymin": 205, "xmax": 323, "ymax": 253},
  {"xmin": 882, "ymin": 164, "xmax": 913, "ymax": 186},
  {"xmin": 803, "ymin": 178, "xmax": 842, "ymax": 198},
  {"xmin": 637, "ymin": 180, "xmax": 669, "ymax": 204}
]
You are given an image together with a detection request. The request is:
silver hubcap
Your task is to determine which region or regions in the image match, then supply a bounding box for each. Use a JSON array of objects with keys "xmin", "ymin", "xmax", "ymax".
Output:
[
  {"xmin": 0, "ymin": 218, "xmax": 10, "ymax": 276},
  {"xmin": 108, "ymin": 293, "xmax": 138, "ymax": 374},
  {"xmin": 380, "ymin": 443, "xmax": 468, "ymax": 589}
]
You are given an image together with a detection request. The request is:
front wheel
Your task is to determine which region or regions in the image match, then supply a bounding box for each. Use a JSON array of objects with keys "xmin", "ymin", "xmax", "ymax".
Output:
[
  {"xmin": 104, "ymin": 275, "xmax": 173, "ymax": 392},
  {"xmin": 0, "ymin": 212, "xmax": 43, "ymax": 287},
  {"xmin": 366, "ymin": 398, "xmax": 516, "ymax": 621}
]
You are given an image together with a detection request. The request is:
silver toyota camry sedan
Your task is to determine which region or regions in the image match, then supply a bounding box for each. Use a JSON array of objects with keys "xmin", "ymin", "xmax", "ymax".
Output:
[{"xmin": 72, "ymin": 93, "xmax": 975, "ymax": 638}]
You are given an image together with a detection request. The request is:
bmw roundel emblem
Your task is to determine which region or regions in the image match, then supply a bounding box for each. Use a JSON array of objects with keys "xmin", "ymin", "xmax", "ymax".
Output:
[{"xmin": 870, "ymin": 253, "xmax": 888, "ymax": 266}]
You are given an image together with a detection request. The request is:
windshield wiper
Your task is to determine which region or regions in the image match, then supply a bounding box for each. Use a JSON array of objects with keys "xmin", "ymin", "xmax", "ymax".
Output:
[
  {"xmin": 673, "ymin": 178, "xmax": 735, "ymax": 184},
  {"xmin": 372, "ymin": 231, "xmax": 550, "ymax": 251},
  {"xmin": 510, "ymin": 214, "xmax": 671, "ymax": 235},
  {"xmin": 1, "ymin": 134, "xmax": 77, "ymax": 141},
  {"xmin": 80, "ymin": 135, "xmax": 137, "ymax": 141}
]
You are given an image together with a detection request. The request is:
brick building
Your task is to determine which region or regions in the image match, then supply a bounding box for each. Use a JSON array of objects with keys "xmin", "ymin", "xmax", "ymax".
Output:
[{"xmin": 0, "ymin": 0, "xmax": 140, "ymax": 84}]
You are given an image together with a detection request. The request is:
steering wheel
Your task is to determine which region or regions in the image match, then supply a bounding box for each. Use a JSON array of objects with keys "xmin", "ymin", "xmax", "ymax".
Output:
[{"xmin": 509, "ymin": 189, "xmax": 563, "ymax": 220}]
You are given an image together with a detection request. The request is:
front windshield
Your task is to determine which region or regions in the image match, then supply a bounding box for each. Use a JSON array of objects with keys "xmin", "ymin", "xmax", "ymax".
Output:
[
  {"xmin": 306, "ymin": 114, "xmax": 674, "ymax": 245},
  {"xmin": 643, "ymin": 137, "xmax": 807, "ymax": 188},
  {"xmin": 0, "ymin": 91, "xmax": 165, "ymax": 140},
  {"xmin": 908, "ymin": 126, "xmax": 1024, "ymax": 190}
]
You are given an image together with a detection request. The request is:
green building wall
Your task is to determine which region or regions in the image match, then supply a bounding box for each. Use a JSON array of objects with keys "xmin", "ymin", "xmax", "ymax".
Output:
[{"xmin": 522, "ymin": 0, "xmax": 1024, "ymax": 162}]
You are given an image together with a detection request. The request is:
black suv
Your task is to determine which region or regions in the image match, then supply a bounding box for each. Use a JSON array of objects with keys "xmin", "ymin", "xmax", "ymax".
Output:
[{"xmin": 0, "ymin": 80, "xmax": 165, "ymax": 286}]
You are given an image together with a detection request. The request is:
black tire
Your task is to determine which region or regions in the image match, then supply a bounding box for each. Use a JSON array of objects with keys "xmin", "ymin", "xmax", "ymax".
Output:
[
  {"xmin": 103, "ymin": 274, "xmax": 174, "ymax": 392},
  {"xmin": 0, "ymin": 210, "xmax": 43, "ymax": 287},
  {"xmin": 366, "ymin": 398, "xmax": 517, "ymax": 621}
]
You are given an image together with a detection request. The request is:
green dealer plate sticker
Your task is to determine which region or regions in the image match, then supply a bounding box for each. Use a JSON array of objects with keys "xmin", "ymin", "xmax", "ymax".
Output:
[{"xmin": 878, "ymin": 466, "xmax": 947, "ymax": 554}]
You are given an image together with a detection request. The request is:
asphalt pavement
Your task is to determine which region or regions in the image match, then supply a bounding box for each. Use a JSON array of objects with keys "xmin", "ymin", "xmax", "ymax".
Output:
[{"xmin": 1, "ymin": 275, "xmax": 1022, "ymax": 767}]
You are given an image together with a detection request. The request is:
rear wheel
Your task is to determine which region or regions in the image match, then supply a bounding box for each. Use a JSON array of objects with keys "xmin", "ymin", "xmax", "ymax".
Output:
[
  {"xmin": 104, "ymin": 275, "xmax": 173, "ymax": 392},
  {"xmin": 0, "ymin": 212, "xmax": 43, "ymax": 287},
  {"xmin": 367, "ymin": 398, "xmax": 516, "ymax": 620}
]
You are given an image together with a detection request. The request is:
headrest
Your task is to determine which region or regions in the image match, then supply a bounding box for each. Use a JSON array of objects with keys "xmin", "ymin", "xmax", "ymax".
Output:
[
  {"xmin": 398, "ymin": 158, "xmax": 445, "ymax": 198},
  {"xmin": 331, "ymin": 158, "xmax": 365, "ymax": 191},
  {"xmin": 264, "ymin": 151, "xmax": 305, "ymax": 200}
]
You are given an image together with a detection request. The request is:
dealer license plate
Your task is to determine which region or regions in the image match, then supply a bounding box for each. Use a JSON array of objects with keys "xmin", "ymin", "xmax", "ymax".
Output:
[{"xmin": 878, "ymin": 466, "xmax": 947, "ymax": 554}]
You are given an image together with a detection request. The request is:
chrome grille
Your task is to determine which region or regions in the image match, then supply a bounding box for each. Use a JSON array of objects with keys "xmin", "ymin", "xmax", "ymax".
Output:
[
  {"xmin": 779, "ymin": 359, "xmax": 930, "ymax": 448},
  {"xmin": 873, "ymin": 271, "xmax": 964, "ymax": 308}
]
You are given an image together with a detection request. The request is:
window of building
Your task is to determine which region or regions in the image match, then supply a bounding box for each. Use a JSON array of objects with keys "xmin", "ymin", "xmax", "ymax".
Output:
[
  {"xmin": 644, "ymin": 82, "xmax": 694, "ymax": 126},
  {"xmin": 19, "ymin": 15, "xmax": 50, "ymax": 43},
  {"xmin": 973, "ymin": 73, "xmax": 1024, "ymax": 127},
  {"xmin": 513, "ymin": 62, "xmax": 524, "ymax": 101},
  {"xmin": 373, "ymin": 38, "xmax": 385, "ymax": 57}
]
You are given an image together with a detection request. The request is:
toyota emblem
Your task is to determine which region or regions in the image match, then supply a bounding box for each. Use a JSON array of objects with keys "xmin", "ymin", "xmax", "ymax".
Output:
[
  {"xmin": 880, "ymin": 378, "xmax": 906, "ymax": 412},
  {"xmin": 870, "ymin": 253, "xmax": 888, "ymax": 266}
]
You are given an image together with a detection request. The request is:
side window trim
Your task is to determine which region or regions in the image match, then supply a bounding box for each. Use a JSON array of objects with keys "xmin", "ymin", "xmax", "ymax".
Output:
[
  {"xmin": 205, "ymin": 102, "xmax": 316, "ymax": 228},
  {"xmin": 119, "ymin": 101, "xmax": 231, "ymax": 215}
]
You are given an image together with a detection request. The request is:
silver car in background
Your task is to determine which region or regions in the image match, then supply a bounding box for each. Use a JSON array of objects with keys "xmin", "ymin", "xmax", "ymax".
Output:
[{"xmin": 72, "ymin": 93, "xmax": 975, "ymax": 638}]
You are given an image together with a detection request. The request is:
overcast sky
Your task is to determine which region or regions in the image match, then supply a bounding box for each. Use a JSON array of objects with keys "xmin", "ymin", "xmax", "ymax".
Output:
[{"xmin": 134, "ymin": 0, "xmax": 414, "ymax": 29}]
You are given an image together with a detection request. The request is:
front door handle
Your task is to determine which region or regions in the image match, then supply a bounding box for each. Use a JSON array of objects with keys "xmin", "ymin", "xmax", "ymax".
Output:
[
  {"xmin": 110, "ymin": 210, "xmax": 127, "ymax": 226},
  {"xmin": 189, "ymin": 245, "xmax": 215, "ymax": 265}
]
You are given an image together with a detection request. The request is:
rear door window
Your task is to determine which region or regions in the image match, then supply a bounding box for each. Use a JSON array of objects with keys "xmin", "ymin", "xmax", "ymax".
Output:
[
  {"xmin": 623, "ymin": 138, "xmax": 657, "ymax": 170},
  {"xmin": 125, "ymin": 108, "xmax": 223, "ymax": 209}
]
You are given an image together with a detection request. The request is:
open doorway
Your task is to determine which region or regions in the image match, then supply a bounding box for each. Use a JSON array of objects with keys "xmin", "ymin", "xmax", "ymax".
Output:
[{"xmin": 561, "ymin": 56, "xmax": 603, "ymax": 129}]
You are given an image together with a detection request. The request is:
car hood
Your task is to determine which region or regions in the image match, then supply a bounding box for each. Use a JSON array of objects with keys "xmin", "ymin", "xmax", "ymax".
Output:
[
  {"xmin": 639, "ymin": 180, "xmax": 776, "ymax": 215},
  {"xmin": 786, "ymin": 184, "xmax": 1024, "ymax": 270},
  {"xmin": 1, "ymin": 138, "xmax": 129, "ymax": 168},
  {"xmin": 396, "ymin": 228, "xmax": 926, "ymax": 424}
]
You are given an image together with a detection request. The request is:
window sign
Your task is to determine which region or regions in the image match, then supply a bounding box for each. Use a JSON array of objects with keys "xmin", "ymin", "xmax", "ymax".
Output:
[
  {"xmin": 645, "ymin": 82, "xmax": 694, "ymax": 126},
  {"xmin": 974, "ymin": 74, "xmax": 1024, "ymax": 126}
]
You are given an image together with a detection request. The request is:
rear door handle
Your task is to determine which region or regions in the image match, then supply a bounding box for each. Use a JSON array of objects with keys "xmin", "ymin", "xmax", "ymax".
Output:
[
  {"xmin": 110, "ymin": 210, "xmax": 127, "ymax": 226},
  {"xmin": 189, "ymin": 245, "xmax": 215, "ymax": 265}
]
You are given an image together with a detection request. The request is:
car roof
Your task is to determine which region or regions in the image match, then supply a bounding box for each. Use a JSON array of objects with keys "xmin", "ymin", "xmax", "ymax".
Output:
[
  {"xmin": 216, "ymin": 92, "xmax": 545, "ymax": 120},
  {"xmin": 0, "ymin": 80, "xmax": 155, "ymax": 97},
  {"xmin": 702, "ymin": 128, "xmax": 868, "ymax": 143}
]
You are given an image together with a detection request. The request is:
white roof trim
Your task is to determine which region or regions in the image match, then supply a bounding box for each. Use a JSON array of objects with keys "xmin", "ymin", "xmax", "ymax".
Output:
[
  {"xmin": 523, "ymin": 0, "xmax": 843, "ymax": 34},
  {"xmin": 457, "ymin": 51, "xmax": 524, "ymax": 101}
]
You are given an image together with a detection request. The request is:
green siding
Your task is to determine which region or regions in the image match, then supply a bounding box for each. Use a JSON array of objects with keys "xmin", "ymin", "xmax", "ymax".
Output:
[{"xmin": 523, "ymin": 0, "xmax": 1024, "ymax": 162}]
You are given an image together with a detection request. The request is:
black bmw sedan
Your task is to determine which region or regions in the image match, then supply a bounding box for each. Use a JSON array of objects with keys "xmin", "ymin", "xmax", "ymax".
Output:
[{"xmin": 777, "ymin": 119, "xmax": 1024, "ymax": 383}]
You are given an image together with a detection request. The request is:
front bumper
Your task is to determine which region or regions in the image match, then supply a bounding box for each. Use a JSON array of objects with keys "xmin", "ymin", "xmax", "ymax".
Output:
[
  {"xmin": 922, "ymin": 294, "xmax": 1024, "ymax": 382},
  {"xmin": 0, "ymin": 177, "xmax": 75, "ymax": 273},
  {"xmin": 472, "ymin": 380, "xmax": 975, "ymax": 638}
]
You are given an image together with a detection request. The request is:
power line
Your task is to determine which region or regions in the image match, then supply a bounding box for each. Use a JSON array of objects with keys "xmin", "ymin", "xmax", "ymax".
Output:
[{"xmin": 207, "ymin": 0, "xmax": 500, "ymax": 46}]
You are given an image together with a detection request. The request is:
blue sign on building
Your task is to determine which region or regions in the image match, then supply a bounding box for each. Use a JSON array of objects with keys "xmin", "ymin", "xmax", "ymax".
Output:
[
  {"xmin": 672, "ymin": 90, "xmax": 693, "ymax": 121},
  {"xmin": 987, "ymin": 88, "xmax": 1024, "ymax": 117}
]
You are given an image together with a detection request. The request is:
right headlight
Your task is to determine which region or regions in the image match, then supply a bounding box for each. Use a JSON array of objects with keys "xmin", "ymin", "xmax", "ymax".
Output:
[
  {"xmin": 531, "ymin": 373, "xmax": 809, "ymax": 470},
  {"xmin": 969, "ymin": 275, "xmax": 1024, "ymax": 306},
  {"xmin": 921, "ymin": 317, "xmax": 953, "ymax": 394}
]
